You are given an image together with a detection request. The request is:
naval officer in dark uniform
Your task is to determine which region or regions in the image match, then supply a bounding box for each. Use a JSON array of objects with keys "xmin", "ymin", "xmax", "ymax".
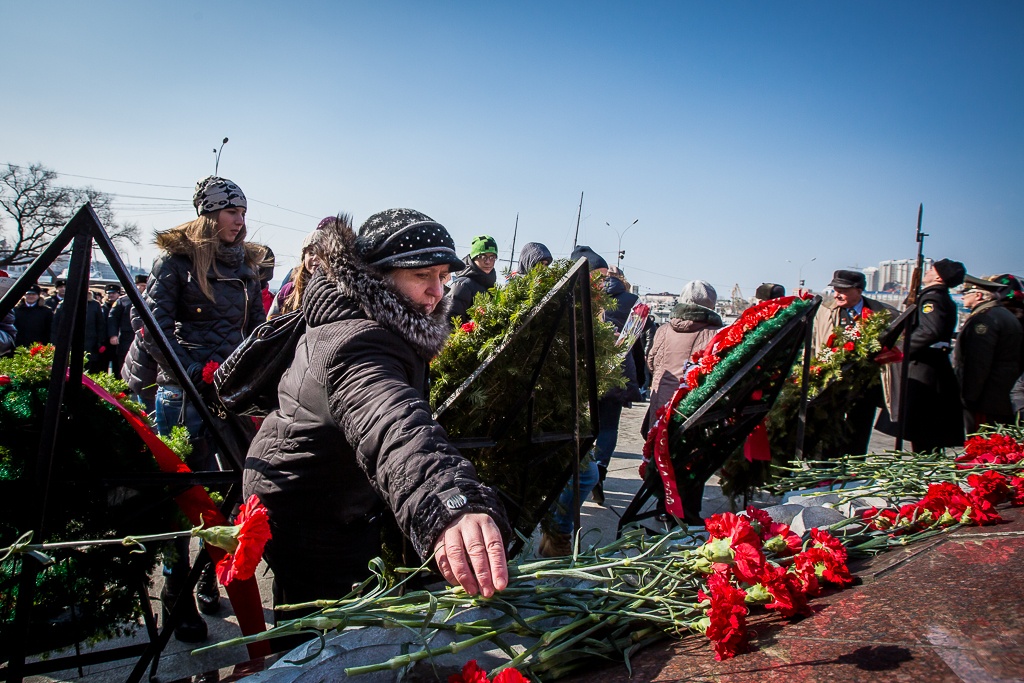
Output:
[
  {"xmin": 902, "ymin": 259, "xmax": 966, "ymax": 452},
  {"xmin": 955, "ymin": 274, "xmax": 1023, "ymax": 432}
]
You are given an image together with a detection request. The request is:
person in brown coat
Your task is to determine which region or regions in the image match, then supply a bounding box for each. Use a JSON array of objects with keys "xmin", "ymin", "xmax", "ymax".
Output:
[{"xmin": 647, "ymin": 280, "xmax": 724, "ymax": 426}]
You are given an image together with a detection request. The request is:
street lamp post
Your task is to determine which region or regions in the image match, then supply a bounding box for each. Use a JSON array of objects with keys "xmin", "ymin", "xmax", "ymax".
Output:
[
  {"xmin": 607, "ymin": 219, "xmax": 639, "ymax": 269},
  {"xmin": 786, "ymin": 257, "xmax": 816, "ymax": 290},
  {"xmin": 213, "ymin": 137, "xmax": 229, "ymax": 175}
]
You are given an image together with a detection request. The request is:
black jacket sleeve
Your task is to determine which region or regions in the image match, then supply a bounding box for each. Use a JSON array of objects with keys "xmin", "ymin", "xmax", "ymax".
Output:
[
  {"xmin": 142, "ymin": 254, "xmax": 199, "ymax": 371},
  {"xmin": 326, "ymin": 324, "xmax": 511, "ymax": 560},
  {"xmin": 909, "ymin": 291, "xmax": 947, "ymax": 356},
  {"xmin": 107, "ymin": 299, "xmax": 124, "ymax": 339}
]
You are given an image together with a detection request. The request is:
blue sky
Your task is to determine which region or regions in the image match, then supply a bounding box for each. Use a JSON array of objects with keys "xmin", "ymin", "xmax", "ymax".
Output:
[{"xmin": 1, "ymin": 1, "xmax": 1021, "ymax": 294}]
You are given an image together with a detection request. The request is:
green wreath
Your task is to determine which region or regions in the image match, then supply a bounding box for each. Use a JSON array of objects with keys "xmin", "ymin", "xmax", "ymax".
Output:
[
  {"xmin": 719, "ymin": 307, "xmax": 893, "ymax": 500},
  {"xmin": 0, "ymin": 345, "xmax": 183, "ymax": 657}
]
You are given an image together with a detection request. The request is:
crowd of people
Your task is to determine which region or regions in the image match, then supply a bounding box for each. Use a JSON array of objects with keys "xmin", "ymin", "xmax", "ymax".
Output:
[{"xmin": 1, "ymin": 173, "xmax": 1022, "ymax": 646}]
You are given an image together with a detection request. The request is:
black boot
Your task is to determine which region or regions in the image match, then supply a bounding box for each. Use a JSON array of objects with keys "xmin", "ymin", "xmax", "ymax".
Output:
[
  {"xmin": 161, "ymin": 573, "xmax": 208, "ymax": 643},
  {"xmin": 196, "ymin": 563, "xmax": 221, "ymax": 615}
]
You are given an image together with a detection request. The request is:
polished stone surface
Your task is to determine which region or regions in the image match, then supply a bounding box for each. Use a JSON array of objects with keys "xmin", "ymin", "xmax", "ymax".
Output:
[{"xmin": 567, "ymin": 505, "xmax": 1024, "ymax": 682}]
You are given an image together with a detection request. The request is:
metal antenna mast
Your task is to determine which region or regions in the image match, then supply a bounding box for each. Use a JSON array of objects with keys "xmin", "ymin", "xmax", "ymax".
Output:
[{"xmin": 572, "ymin": 192, "xmax": 583, "ymax": 249}]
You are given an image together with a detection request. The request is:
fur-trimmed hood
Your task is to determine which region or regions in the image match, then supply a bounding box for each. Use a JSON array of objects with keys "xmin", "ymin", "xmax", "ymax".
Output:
[{"xmin": 306, "ymin": 218, "xmax": 452, "ymax": 360}]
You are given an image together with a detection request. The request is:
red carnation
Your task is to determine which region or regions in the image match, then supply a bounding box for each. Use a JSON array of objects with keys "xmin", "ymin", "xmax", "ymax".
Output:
[
  {"xmin": 202, "ymin": 361, "xmax": 220, "ymax": 384},
  {"xmin": 826, "ymin": 333, "xmax": 836, "ymax": 347},
  {"xmin": 29, "ymin": 344, "xmax": 46, "ymax": 356},
  {"xmin": 492, "ymin": 669, "xmax": 529, "ymax": 683},
  {"xmin": 861, "ymin": 308, "xmax": 873, "ymax": 318},
  {"xmin": 0, "ymin": 375, "xmax": 10, "ymax": 386},
  {"xmin": 744, "ymin": 506, "xmax": 773, "ymax": 537},
  {"xmin": 450, "ymin": 660, "xmax": 488, "ymax": 683},
  {"xmin": 698, "ymin": 573, "xmax": 749, "ymax": 661},
  {"xmin": 753, "ymin": 563, "xmax": 811, "ymax": 618},
  {"xmin": 843, "ymin": 341, "xmax": 856, "ymax": 352},
  {"xmin": 762, "ymin": 521, "xmax": 802, "ymax": 556},
  {"xmin": 213, "ymin": 495, "xmax": 272, "ymax": 586},
  {"xmin": 809, "ymin": 528, "xmax": 847, "ymax": 563},
  {"xmin": 795, "ymin": 547, "xmax": 852, "ymax": 586},
  {"xmin": 862, "ymin": 506, "xmax": 898, "ymax": 531},
  {"xmin": 703, "ymin": 512, "xmax": 766, "ymax": 583},
  {"xmin": 967, "ymin": 470, "xmax": 1011, "ymax": 505},
  {"xmin": 460, "ymin": 322, "xmax": 476, "ymax": 334}
]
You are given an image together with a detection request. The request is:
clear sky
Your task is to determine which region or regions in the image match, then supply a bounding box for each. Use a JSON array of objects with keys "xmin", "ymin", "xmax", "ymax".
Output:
[{"xmin": 2, "ymin": 1, "xmax": 1021, "ymax": 295}]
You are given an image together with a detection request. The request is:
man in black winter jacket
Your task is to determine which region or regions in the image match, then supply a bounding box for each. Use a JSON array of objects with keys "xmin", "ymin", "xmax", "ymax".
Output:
[
  {"xmin": 901, "ymin": 259, "xmax": 966, "ymax": 452},
  {"xmin": 244, "ymin": 212, "xmax": 510, "ymax": 617},
  {"xmin": 51, "ymin": 292, "xmax": 107, "ymax": 371},
  {"xmin": 956, "ymin": 275, "xmax": 1024, "ymax": 432},
  {"xmin": 14, "ymin": 284, "xmax": 53, "ymax": 348},
  {"xmin": 443, "ymin": 235, "xmax": 498, "ymax": 325}
]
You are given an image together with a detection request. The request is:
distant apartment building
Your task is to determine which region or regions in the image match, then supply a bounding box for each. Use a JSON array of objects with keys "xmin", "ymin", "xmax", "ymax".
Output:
[{"xmin": 878, "ymin": 258, "xmax": 934, "ymax": 293}]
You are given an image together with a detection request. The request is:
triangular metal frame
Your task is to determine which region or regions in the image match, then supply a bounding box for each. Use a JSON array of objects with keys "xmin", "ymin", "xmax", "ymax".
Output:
[
  {"xmin": 0, "ymin": 205, "xmax": 245, "ymax": 682},
  {"xmin": 618, "ymin": 297, "xmax": 822, "ymax": 531},
  {"xmin": 433, "ymin": 258, "xmax": 601, "ymax": 556}
]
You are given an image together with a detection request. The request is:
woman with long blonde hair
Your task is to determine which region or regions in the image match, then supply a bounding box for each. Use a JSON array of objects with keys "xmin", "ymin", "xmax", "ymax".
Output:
[{"xmin": 140, "ymin": 176, "xmax": 267, "ymax": 642}]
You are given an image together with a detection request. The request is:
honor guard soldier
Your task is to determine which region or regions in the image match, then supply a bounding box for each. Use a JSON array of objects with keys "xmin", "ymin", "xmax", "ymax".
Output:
[
  {"xmin": 901, "ymin": 259, "xmax": 965, "ymax": 452},
  {"xmin": 955, "ymin": 274, "xmax": 1023, "ymax": 432}
]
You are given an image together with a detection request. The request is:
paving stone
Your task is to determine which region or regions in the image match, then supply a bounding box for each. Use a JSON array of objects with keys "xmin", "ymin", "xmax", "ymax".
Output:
[
  {"xmin": 759, "ymin": 504, "xmax": 805, "ymax": 525},
  {"xmin": 790, "ymin": 505, "xmax": 847, "ymax": 536}
]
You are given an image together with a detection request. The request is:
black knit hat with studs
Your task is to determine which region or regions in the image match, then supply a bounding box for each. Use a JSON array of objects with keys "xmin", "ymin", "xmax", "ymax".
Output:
[{"xmin": 355, "ymin": 208, "xmax": 465, "ymax": 270}]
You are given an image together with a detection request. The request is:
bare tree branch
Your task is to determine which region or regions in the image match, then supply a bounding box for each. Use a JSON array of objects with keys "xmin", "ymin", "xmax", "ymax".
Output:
[{"xmin": 0, "ymin": 163, "xmax": 141, "ymax": 268}]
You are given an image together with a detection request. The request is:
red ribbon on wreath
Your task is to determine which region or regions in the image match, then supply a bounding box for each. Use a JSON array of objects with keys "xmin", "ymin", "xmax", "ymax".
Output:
[{"xmin": 80, "ymin": 375, "xmax": 270, "ymax": 657}]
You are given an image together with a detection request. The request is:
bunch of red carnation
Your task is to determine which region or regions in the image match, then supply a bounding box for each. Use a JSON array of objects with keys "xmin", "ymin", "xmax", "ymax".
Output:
[
  {"xmin": 448, "ymin": 660, "xmax": 527, "ymax": 683},
  {"xmin": 695, "ymin": 511, "xmax": 852, "ymax": 660},
  {"xmin": 863, "ymin": 472, "xmax": 1024, "ymax": 534},
  {"xmin": 956, "ymin": 433, "xmax": 1024, "ymax": 469}
]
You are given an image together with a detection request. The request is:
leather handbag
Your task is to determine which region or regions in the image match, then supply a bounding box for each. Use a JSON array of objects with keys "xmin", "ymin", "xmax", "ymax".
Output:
[{"xmin": 213, "ymin": 310, "xmax": 305, "ymax": 416}]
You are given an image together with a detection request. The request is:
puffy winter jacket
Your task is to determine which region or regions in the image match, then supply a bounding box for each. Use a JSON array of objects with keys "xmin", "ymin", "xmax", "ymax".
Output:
[
  {"xmin": 444, "ymin": 255, "xmax": 497, "ymax": 326},
  {"xmin": 143, "ymin": 238, "xmax": 265, "ymax": 386},
  {"xmin": 647, "ymin": 306, "xmax": 724, "ymax": 419},
  {"xmin": 121, "ymin": 306, "xmax": 158, "ymax": 401},
  {"xmin": 602, "ymin": 276, "xmax": 642, "ymax": 405},
  {"xmin": 243, "ymin": 221, "xmax": 510, "ymax": 583}
]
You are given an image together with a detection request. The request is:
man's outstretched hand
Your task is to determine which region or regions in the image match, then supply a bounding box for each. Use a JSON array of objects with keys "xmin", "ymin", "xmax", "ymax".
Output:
[{"xmin": 433, "ymin": 513, "xmax": 508, "ymax": 598}]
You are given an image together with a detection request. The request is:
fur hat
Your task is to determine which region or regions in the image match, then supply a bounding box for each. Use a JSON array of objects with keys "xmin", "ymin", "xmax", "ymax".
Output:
[{"xmin": 755, "ymin": 283, "xmax": 785, "ymax": 300}]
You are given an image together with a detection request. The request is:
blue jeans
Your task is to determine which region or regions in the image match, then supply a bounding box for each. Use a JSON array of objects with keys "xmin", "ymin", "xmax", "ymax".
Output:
[
  {"xmin": 154, "ymin": 385, "xmax": 211, "ymax": 577},
  {"xmin": 552, "ymin": 460, "xmax": 600, "ymax": 535},
  {"xmin": 154, "ymin": 385, "xmax": 206, "ymax": 439},
  {"xmin": 594, "ymin": 398, "xmax": 623, "ymax": 474}
]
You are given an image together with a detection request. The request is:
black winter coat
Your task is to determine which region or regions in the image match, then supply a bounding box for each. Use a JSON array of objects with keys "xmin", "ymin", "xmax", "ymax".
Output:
[
  {"xmin": 444, "ymin": 255, "xmax": 496, "ymax": 326},
  {"xmin": 106, "ymin": 295, "xmax": 135, "ymax": 356},
  {"xmin": 243, "ymin": 224, "xmax": 510, "ymax": 599},
  {"xmin": 143, "ymin": 243, "xmax": 265, "ymax": 386},
  {"xmin": 954, "ymin": 301, "xmax": 1023, "ymax": 416},
  {"xmin": 121, "ymin": 306, "xmax": 158, "ymax": 401},
  {"xmin": 14, "ymin": 302, "xmax": 53, "ymax": 347},
  {"xmin": 51, "ymin": 298, "xmax": 106, "ymax": 357},
  {"xmin": 902, "ymin": 285, "xmax": 964, "ymax": 447},
  {"xmin": 602, "ymin": 277, "xmax": 642, "ymax": 405}
]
